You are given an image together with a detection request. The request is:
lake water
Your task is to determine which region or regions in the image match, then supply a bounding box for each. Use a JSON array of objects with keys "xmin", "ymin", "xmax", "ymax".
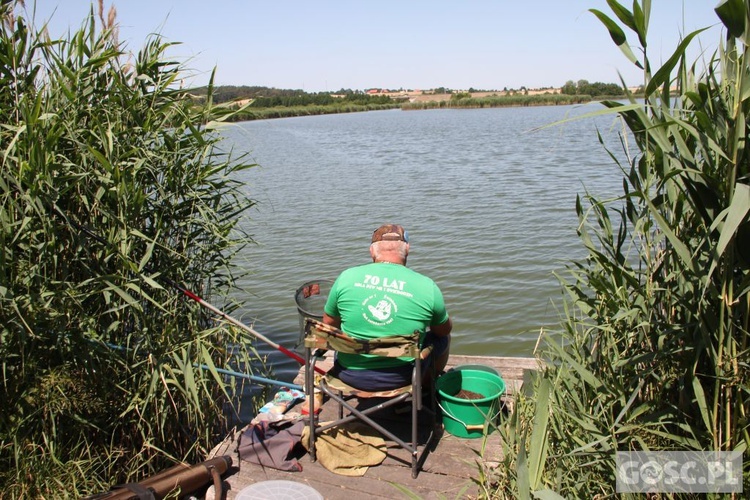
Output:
[{"xmin": 219, "ymin": 103, "xmax": 627, "ymax": 384}]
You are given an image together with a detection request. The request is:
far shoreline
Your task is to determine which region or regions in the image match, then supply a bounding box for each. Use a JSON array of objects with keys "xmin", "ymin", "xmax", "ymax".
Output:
[{"xmin": 222, "ymin": 92, "xmax": 606, "ymax": 122}]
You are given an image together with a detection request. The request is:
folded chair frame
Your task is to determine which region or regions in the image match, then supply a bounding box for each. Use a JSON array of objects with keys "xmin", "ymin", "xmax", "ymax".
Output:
[{"xmin": 303, "ymin": 318, "xmax": 437, "ymax": 478}]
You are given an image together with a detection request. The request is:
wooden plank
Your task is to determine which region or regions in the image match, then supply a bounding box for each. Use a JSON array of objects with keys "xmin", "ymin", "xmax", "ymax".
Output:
[
  {"xmin": 207, "ymin": 425, "xmax": 501, "ymax": 500},
  {"xmin": 206, "ymin": 355, "xmax": 538, "ymax": 499},
  {"xmin": 446, "ymin": 354, "xmax": 543, "ymax": 397}
]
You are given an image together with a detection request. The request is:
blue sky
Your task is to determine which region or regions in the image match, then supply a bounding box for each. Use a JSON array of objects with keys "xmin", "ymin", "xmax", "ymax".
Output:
[{"xmin": 31, "ymin": 1, "xmax": 720, "ymax": 92}]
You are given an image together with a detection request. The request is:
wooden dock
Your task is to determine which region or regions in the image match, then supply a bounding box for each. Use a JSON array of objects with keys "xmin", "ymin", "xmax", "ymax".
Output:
[{"xmin": 205, "ymin": 355, "xmax": 540, "ymax": 500}]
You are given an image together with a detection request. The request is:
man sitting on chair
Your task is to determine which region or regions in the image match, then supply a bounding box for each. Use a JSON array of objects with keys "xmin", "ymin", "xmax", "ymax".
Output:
[{"xmin": 322, "ymin": 224, "xmax": 453, "ymax": 391}]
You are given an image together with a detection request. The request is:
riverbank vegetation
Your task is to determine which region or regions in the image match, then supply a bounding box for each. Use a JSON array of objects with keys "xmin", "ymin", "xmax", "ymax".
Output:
[
  {"xmin": 486, "ymin": 1, "xmax": 750, "ymax": 497},
  {"xmin": 190, "ymin": 84, "xmax": 622, "ymax": 120},
  {"xmin": 401, "ymin": 93, "xmax": 591, "ymax": 110},
  {"xmin": 0, "ymin": 2, "xmax": 264, "ymax": 497},
  {"xmin": 227, "ymin": 101, "xmax": 400, "ymax": 121},
  {"xmin": 190, "ymin": 86, "xmax": 402, "ymax": 121},
  {"xmin": 191, "ymin": 84, "xmax": 400, "ymax": 105}
]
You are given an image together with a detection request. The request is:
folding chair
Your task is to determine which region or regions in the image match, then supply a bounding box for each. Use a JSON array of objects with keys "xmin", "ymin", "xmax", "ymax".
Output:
[{"xmin": 303, "ymin": 318, "xmax": 437, "ymax": 478}]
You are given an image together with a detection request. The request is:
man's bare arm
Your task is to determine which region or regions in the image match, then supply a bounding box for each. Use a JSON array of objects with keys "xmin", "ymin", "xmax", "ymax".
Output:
[
  {"xmin": 322, "ymin": 312, "xmax": 341, "ymax": 329},
  {"xmin": 430, "ymin": 317, "xmax": 452, "ymax": 337}
]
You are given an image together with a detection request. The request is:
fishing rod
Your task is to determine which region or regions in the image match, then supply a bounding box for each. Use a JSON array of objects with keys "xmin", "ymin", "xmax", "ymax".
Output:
[
  {"xmin": 205, "ymin": 365, "xmax": 303, "ymax": 391},
  {"xmin": 165, "ymin": 276, "xmax": 324, "ymax": 375},
  {"xmin": 55, "ymin": 206, "xmax": 325, "ymax": 375}
]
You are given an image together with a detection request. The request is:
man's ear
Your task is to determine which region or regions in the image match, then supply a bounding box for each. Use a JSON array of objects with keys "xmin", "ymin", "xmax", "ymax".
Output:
[
  {"xmin": 405, "ymin": 243, "xmax": 410, "ymax": 256},
  {"xmin": 369, "ymin": 244, "xmax": 376, "ymax": 260}
]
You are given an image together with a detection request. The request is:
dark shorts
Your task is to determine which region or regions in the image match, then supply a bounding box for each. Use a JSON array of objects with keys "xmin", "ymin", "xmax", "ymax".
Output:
[{"xmin": 331, "ymin": 332, "xmax": 449, "ymax": 392}]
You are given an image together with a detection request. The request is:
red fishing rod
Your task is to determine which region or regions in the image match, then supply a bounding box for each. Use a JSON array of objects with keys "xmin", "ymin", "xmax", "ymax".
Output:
[
  {"xmin": 161, "ymin": 275, "xmax": 324, "ymax": 374},
  {"xmin": 57, "ymin": 207, "xmax": 325, "ymax": 374}
]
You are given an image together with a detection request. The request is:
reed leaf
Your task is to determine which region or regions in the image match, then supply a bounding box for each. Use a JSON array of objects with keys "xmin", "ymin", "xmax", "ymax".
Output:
[
  {"xmin": 715, "ymin": 0, "xmax": 747, "ymax": 39},
  {"xmin": 712, "ymin": 182, "xmax": 750, "ymax": 260},
  {"xmin": 589, "ymin": 8, "xmax": 643, "ymax": 69},
  {"xmin": 646, "ymin": 29, "xmax": 709, "ymax": 95},
  {"xmin": 528, "ymin": 378, "xmax": 551, "ymax": 491}
]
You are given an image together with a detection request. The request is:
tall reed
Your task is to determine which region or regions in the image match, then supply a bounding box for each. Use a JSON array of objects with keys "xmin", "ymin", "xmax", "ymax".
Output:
[
  {"xmin": 0, "ymin": 2, "xmax": 261, "ymax": 497},
  {"xmin": 488, "ymin": 0, "xmax": 749, "ymax": 497}
]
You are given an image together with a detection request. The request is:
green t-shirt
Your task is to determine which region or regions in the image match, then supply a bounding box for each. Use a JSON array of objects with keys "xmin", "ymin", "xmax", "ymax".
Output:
[{"xmin": 324, "ymin": 262, "xmax": 449, "ymax": 370}]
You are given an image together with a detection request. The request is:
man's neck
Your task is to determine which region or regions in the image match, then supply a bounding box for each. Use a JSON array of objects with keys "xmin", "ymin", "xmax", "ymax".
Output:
[{"xmin": 374, "ymin": 256, "xmax": 406, "ymax": 265}]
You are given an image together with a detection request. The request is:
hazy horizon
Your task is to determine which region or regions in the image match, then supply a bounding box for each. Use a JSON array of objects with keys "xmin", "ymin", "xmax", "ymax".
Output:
[{"xmin": 32, "ymin": 1, "xmax": 720, "ymax": 93}]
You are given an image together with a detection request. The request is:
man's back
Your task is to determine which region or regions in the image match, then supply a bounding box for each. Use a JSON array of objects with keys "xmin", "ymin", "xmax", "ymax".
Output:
[
  {"xmin": 327, "ymin": 263, "xmax": 447, "ymax": 359},
  {"xmin": 322, "ymin": 224, "xmax": 452, "ymax": 388}
]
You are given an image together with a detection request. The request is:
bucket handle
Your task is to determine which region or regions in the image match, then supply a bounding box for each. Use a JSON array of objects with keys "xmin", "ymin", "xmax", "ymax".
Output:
[{"xmin": 437, "ymin": 400, "xmax": 503, "ymax": 432}]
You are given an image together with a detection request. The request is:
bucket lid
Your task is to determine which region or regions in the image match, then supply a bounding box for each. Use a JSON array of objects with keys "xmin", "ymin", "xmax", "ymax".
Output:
[{"xmin": 237, "ymin": 480, "xmax": 323, "ymax": 499}]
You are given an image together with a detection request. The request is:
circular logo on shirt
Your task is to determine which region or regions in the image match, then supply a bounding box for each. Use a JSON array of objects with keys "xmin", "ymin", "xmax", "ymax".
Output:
[{"xmin": 361, "ymin": 294, "xmax": 397, "ymax": 326}]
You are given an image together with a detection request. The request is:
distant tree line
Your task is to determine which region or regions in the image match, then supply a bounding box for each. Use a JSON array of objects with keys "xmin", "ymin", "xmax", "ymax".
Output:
[
  {"xmin": 193, "ymin": 83, "xmax": 632, "ymax": 105},
  {"xmin": 188, "ymin": 82, "xmax": 626, "ymax": 122},
  {"xmin": 227, "ymin": 102, "xmax": 400, "ymax": 122},
  {"xmin": 404, "ymin": 93, "xmax": 590, "ymax": 111},
  {"xmin": 191, "ymin": 85, "xmax": 306, "ymax": 103},
  {"xmin": 190, "ymin": 85, "xmax": 398, "ymax": 106},
  {"xmin": 560, "ymin": 79, "xmax": 631, "ymax": 97},
  {"xmin": 248, "ymin": 92, "xmax": 395, "ymax": 108}
]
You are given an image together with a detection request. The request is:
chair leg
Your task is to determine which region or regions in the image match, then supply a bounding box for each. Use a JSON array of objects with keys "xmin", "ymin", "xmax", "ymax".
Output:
[
  {"xmin": 412, "ymin": 392, "xmax": 419, "ymax": 477},
  {"xmin": 339, "ymin": 391, "xmax": 344, "ymax": 420},
  {"xmin": 413, "ymin": 363, "xmax": 439, "ymax": 478},
  {"xmin": 305, "ymin": 350, "xmax": 317, "ymax": 463}
]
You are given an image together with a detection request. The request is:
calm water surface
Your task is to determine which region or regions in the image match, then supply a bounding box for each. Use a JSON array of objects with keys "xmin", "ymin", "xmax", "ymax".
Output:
[{"xmin": 220, "ymin": 104, "xmax": 627, "ymax": 383}]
